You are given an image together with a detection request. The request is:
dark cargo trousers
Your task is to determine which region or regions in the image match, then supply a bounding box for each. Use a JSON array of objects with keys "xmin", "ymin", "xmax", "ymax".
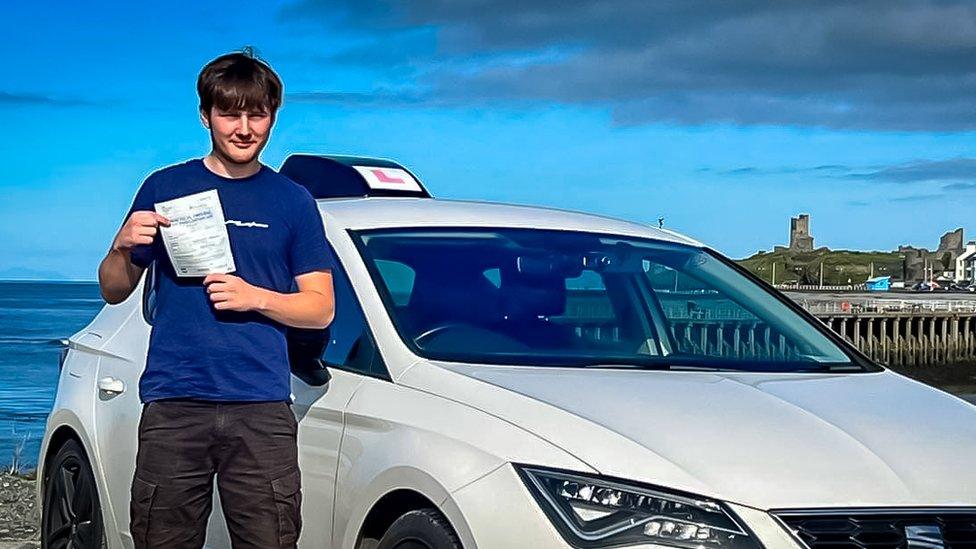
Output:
[{"xmin": 129, "ymin": 400, "xmax": 302, "ymax": 549}]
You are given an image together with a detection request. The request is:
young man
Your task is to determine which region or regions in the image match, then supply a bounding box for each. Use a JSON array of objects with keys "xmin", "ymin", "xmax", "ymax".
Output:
[{"xmin": 97, "ymin": 50, "xmax": 334, "ymax": 548}]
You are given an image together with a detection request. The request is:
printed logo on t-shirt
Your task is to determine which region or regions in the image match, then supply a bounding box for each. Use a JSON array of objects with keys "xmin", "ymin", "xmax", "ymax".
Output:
[{"xmin": 225, "ymin": 219, "xmax": 270, "ymax": 229}]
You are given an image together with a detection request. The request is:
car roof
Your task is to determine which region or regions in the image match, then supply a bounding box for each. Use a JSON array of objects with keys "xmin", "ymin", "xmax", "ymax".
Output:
[{"xmin": 317, "ymin": 197, "xmax": 702, "ymax": 247}]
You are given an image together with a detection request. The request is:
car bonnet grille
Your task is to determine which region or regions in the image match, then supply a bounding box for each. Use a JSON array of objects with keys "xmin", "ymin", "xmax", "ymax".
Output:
[{"xmin": 774, "ymin": 509, "xmax": 976, "ymax": 548}]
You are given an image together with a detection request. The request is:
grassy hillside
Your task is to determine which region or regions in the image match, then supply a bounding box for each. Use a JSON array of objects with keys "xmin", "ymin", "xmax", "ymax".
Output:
[{"xmin": 737, "ymin": 248, "xmax": 904, "ymax": 285}]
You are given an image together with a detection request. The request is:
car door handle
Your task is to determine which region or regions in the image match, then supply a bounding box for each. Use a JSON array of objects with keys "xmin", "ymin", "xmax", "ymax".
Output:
[{"xmin": 97, "ymin": 377, "xmax": 125, "ymax": 395}]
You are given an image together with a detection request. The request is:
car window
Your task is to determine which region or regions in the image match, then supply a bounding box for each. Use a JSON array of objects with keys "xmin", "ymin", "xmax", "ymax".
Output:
[
  {"xmin": 483, "ymin": 267, "xmax": 501, "ymax": 288},
  {"xmin": 320, "ymin": 250, "xmax": 387, "ymax": 378},
  {"xmin": 645, "ymin": 262, "xmax": 799, "ymax": 360},
  {"xmin": 142, "ymin": 262, "xmax": 158, "ymax": 325},
  {"xmin": 374, "ymin": 260, "xmax": 415, "ymax": 306},
  {"xmin": 355, "ymin": 228, "xmax": 860, "ymax": 372},
  {"xmin": 549, "ymin": 271, "xmax": 617, "ymax": 344}
]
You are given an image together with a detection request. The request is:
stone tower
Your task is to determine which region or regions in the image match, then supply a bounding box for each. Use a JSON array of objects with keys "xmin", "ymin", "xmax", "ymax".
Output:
[
  {"xmin": 938, "ymin": 228, "xmax": 964, "ymax": 256},
  {"xmin": 789, "ymin": 214, "xmax": 814, "ymax": 252}
]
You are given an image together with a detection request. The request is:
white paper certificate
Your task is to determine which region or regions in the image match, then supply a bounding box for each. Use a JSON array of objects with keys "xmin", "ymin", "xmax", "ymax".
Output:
[{"xmin": 155, "ymin": 189, "xmax": 236, "ymax": 277}]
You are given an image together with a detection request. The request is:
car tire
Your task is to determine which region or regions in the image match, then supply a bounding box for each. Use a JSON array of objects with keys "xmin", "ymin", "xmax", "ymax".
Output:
[
  {"xmin": 41, "ymin": 438, "xmax": 106, "ymax": 549},
  {"xmin": 376, "ymin": 508, "xmax": 462, "ymax": 549}
]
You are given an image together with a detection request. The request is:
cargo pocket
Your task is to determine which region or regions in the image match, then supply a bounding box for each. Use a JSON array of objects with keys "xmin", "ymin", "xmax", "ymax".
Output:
[
  {"xmin": 271, "ymin": 469, "xmax": 302, "ymax": 547},
  {"xmin": 129, "ymin": 476, "xmax": 157, "ymax": 547}
]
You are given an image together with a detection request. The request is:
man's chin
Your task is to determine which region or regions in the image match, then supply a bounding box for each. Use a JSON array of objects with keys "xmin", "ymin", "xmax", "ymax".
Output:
[{"xmin": 219, "ymin": 147, "xmax": 260, "ymax": 165}]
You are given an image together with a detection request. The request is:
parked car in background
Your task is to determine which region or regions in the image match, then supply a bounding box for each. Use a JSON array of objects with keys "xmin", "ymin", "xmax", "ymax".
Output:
[
  {"xmin": 40, "ymin": 155, "xmax": 976, "ymax": 549},
  {"xmin": 949, "ymin": 280, "xmax": 975, "ymax": 292},
  {"xmin": 912, "ymin": 280, "xmax": 943, "ymax": 292}
]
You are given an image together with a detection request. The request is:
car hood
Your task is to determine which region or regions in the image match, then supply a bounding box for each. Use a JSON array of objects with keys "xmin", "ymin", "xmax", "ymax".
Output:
[{"xmin": 403, "ymin": 362, "xmax": 976, "ymax": 509}]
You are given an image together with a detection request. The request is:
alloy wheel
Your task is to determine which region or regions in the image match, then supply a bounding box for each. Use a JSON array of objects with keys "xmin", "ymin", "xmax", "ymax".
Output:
[{"xmin": 43, "ymin": 442, "xmax": 102, "ymax": 549}]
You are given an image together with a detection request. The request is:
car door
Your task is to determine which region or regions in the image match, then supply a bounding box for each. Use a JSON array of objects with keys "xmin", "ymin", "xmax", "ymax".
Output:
[
  {"xmin": 91, "ymin": 273, "xmax": 169, "ymax": 549},
  {"xmin": 93, "ymin": 268, "xmax": 237, "ymax": 549},
  {"xmin": 293, "ymin": 248, "xmax": 387, "ymax": 548}
]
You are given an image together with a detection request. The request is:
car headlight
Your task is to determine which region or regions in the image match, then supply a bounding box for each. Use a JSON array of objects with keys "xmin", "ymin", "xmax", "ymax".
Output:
[{"xmin": 517, "ymin": 466, "xmax": 761, "ymax": 548}]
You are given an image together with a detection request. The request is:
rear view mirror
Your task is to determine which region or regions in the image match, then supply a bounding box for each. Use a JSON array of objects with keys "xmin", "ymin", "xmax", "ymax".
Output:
[
  {"xmin": 515, "ymin": 254, "xmax": 583, "ymax": 278},
  {"xmin": 585, "ymin": 243, "xmax": 646, "ymax": 274}
]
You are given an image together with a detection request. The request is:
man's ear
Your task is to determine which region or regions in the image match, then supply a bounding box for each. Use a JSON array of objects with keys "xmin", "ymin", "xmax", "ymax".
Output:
[{"xmin": 199, "ymin": 108, "xmax": 211, "ymax": 129}]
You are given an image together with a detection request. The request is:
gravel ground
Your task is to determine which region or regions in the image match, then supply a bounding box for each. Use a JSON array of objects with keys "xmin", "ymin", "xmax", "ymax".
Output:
[{"xmin": 0, "ymin": 473, "xmax": 38, "ymax": 544}]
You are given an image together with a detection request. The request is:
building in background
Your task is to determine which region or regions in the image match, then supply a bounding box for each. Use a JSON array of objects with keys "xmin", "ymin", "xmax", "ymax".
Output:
[
  {"xmin": 740, "ymin": 216, "xmax": 970, "ymax": 286},
  {"xmin": 789, "ymin": 214, "xmax": 814, "ymax": 252},
  {"xmin": 956, "ymin": 242, "xmax": 976, "ymax": 282},
  {"xmin": 899, "ymin": 228, "xmax": 964, "ymax": 282},
  {"xmin": 866, "ymin": 276, "xmax": 892, "ymax": 291}
]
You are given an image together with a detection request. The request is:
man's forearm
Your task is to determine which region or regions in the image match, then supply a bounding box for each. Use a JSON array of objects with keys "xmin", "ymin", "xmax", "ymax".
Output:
[
  {"xmin": 98, "ymin": 248, "xmax": 144, "ymax": 304},
  {"xmin": 253, "ymin": 288, "xmax": 335, "ymax": 329}
]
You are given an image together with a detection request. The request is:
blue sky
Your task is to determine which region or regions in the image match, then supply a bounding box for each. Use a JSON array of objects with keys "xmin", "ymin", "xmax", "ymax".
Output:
[{"xmin": 3, "ymin": 1, "xmax": 976, "ymax": 280}]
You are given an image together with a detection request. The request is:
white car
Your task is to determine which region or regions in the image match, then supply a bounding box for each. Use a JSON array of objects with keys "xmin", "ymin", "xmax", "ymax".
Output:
[{"xmin": 40, "ymin": 155, "xmax": 976, "ymax": 549}]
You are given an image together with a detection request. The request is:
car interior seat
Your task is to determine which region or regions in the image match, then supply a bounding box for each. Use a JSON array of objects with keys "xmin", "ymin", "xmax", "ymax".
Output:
[{"xmin": 496, "ymin": 270, "xmax": 577, "ymax": 350}]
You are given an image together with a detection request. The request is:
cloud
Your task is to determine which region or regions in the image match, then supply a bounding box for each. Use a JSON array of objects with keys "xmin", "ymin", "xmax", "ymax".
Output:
[
  {"xmin": 943, "ymin": 181, "xmax": 976, "ymax": 191},
  {"xmin": 280, "ymin": 0, "xmax": 976, "ymax": 131},
  {"xmin": 889, "ymin": 193, "xmax": 943, "ymax": 203},
  {"xmin": 709, "ymin": 158, "xmax": 976, "ymax": 185},
  {"xmin": 718, "ymin": 164, "xmax": 854, "ymax": 176},
  {"xmin": 286, "ymin": 90, "xmax": 427, "ymax": 106},
  {"xmin": 0, "ymin": 91, "xmax": 94, "ymax": 107},
  {"xmin": 847, "ymin": 158, "xmax": 976, "ymax": 183}
]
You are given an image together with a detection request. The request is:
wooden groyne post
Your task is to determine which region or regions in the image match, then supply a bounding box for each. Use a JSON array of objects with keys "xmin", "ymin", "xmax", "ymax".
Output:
[{"xmin": 816, "ymin": 312, "xmax": 976, "ymax": 367}]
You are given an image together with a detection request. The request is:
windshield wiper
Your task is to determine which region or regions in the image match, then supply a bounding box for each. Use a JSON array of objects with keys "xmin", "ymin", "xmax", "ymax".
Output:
[
  {"xmin": 790, "ymin": 363, "xmax": 864, "ymax": 373},
  {"xmin": 581, "ymin": 362, "xmax": 747, "ymax": 372},
  {"xmin": 579, "ymin": 361, "xmax": 672, "ymax": 371},
  {"xmin": 666, "ymin": 364, "xmax": 741, "ymax": 372},
  {"xmin": 576, "ymin": 356, "xmax": 862, "ymax": 373}
]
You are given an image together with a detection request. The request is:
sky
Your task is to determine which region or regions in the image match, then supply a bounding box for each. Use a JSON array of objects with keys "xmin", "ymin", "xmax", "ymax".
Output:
[{"xmin": 2, "ymin": 0, "xmax": 976, "ymax": 280}]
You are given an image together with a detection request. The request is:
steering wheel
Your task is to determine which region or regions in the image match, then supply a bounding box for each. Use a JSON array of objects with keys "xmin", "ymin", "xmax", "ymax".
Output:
[{"xmin": 414, "ymin": 323, "xmax": 473, "ymax": 346}]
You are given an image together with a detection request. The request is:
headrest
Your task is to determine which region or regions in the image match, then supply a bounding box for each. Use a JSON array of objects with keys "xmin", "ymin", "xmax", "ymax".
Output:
[
  {"xmin": 500, "ymin": 271, "xmax": 566, "ymax": 318},
  {"xmin": 407, "ymin": 269, "xmax": 503, "ymax": 328}
]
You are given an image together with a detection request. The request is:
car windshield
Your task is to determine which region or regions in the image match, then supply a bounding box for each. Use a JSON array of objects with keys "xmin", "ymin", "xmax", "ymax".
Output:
[{"xmin": 354, "ymin": 228, "xmax": 861, "ymax": 372}]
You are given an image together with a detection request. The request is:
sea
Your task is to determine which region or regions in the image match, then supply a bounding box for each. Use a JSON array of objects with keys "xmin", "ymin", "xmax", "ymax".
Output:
[{"xmin": 0, "ymin": 281, "xmax": 103, "ymax": 467}]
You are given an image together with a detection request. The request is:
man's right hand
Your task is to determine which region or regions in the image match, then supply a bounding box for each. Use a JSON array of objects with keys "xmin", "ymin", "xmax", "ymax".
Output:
[
  {"xmin": 112, "ymin": 211, "xmax": 171, "ymax": 252},
  {"xmin": 100, "ymin": 211, "xmax": 170, "ymax": 304}
]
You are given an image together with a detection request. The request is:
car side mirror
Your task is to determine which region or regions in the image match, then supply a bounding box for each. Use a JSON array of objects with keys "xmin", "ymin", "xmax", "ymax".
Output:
[
  {"xmin": 294, "ymin": 358, "xmax": 332, "ymax": 387},
  {"xmin": 287, "ymin": 327, "xmax": 332, "ymax": 387}
]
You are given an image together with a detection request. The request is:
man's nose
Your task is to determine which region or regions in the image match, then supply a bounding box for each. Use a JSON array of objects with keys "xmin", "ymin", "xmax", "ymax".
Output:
[{"xmin": 237, "ymin": 114, "xmax": 251, "ymax": 136}]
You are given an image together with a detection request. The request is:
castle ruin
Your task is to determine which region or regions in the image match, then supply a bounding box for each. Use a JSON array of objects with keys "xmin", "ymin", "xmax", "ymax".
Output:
[
  {"xmin": 899, "ymin": 228, "xmax": 964, "ymax": 281},
  {"xmin": 789, "ymin": 214, "xmax": 814, "ymax": 252}
]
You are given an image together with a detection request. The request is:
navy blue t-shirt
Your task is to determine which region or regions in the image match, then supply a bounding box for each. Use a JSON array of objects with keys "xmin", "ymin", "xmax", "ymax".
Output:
[{"xmin": 126, "ymin": 159, "xmax": 332, "ymax": 403}]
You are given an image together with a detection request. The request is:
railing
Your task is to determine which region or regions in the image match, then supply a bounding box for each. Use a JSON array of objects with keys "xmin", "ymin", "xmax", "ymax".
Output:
[
  {"xmin": 561, "ymin": 288, "xmax": 976, "ymax": 366},
  {"xmin": 795, "ymin": 299, "xmax": 976, "ymax": 315},
  {"xmin": 774, "ymin": 283, "xmax": 867, "ymax": 291}
]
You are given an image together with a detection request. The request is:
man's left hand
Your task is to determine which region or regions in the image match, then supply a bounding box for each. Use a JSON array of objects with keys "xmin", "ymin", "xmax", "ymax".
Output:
[{"xmin": 203, "ymin": 274, "xmax": 265, "ymax": 312}]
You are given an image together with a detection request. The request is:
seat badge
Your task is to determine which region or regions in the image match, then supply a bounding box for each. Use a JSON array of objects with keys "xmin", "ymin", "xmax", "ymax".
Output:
[{"xmin": 905, "ymin": 525, "xmax": 945, "ymax": 549}]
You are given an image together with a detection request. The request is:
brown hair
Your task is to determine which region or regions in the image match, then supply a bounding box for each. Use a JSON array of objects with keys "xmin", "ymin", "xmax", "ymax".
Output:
[{"xmin": 197, "ymin": 48, "xmax": 283, "ymax": 115}]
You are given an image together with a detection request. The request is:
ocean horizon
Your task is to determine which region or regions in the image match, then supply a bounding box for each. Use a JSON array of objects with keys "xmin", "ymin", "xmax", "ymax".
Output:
[{"xmin": 0, "ymin": 280, "xmax": 103, "ymax": 467}]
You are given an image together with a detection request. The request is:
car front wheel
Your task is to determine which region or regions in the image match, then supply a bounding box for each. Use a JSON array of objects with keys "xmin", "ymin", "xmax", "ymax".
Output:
[
  {"xmin": 376, "ymin": 508, "xmax": 462, "ymax": 549},
  {"xmin": 41, "ymin": 438, "xmax": 105, "ymax": 549}
]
